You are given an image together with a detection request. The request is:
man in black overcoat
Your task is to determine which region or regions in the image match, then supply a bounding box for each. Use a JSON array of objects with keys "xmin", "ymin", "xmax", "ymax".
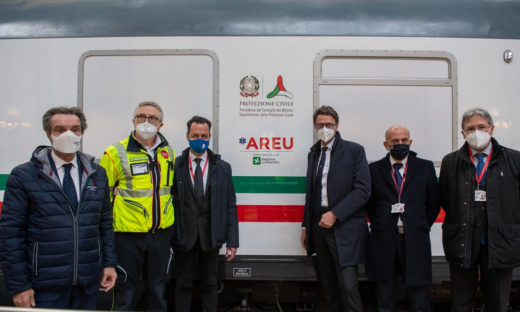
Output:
[
  {"xmin": 366, "ymin": 125, "xmax": 440, "ymax": 312},
  {"xmin": 301, "ymin": 105, "xmax": 371, "ymax": 312}
]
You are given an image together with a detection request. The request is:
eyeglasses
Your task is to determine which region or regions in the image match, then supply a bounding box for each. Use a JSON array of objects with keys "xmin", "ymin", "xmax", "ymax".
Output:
[
  {"xmin": 463, "ymin": 124, "xmax": 490, "ymax": 134},
  {"xmin": 314, "ymin": 123, "xmax": 336, "ymax": 129},
  {"xmin": 134, "ymin": 114, "xmax": 161, "ymax": 124}
]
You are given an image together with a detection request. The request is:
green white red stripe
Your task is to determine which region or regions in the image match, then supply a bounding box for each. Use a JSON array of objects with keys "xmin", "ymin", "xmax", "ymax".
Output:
[{"xmin": 0, "ymin": 174, "xmax": 445, "ymax": 223}]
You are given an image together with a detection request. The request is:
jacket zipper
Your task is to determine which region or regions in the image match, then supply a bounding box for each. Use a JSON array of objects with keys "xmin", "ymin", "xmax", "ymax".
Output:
[
  {"xmin": 150, "ymin": 157, "xmax": 161, "ymax": 233},
  {"xmin": 72, "ymin": 214, "xmax": 78, "ymax": 285},
  {"xmin": 38, "ymin": 169, "xmax": 89, "ymax": 285}
]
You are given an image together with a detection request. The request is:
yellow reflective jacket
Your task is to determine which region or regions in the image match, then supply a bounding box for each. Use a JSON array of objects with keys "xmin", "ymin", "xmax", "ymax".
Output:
[{"xmin": 100, "ymin": 132, "xmax": 175, "ymax": 232}]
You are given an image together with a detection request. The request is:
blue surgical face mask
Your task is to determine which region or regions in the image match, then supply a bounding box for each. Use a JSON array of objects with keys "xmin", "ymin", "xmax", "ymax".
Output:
[{"xmin": 189, "ymin": 138, "xmax": 210, "ymax": 154}]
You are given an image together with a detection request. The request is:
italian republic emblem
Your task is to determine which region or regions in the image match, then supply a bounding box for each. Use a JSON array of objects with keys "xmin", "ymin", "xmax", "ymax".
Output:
[{"xmin": 240, "ymin": 75, "xmax": 260, "ymax": 98}]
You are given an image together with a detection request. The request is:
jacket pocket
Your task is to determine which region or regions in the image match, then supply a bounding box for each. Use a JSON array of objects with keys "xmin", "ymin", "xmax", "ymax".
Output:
[
  {"xmin": 98, "ymin": 240, "xmax": 102, "ymax": 266},
  {"xmin": 442, "ymin": 223, "xmax": 466, "ymax": 264},
  {"xmin": 494, "ymin": 224, "xmax": 520, "ymax": 267},
  {"xmin": 164, "ymin": 195, "xmax": 173, "ymax": 214},
  {"xmin": 32, "ymin": 241, "xmax": 39, "ymax": 277},
  {"xmin": 123, "ymin": 199, "xmax": 150, "ymax": 218}
]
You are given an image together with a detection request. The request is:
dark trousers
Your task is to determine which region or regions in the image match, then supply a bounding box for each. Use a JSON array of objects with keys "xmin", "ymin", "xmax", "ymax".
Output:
[
  {"xmin": 450, "ymin": 243, "xmax": 512, "ymax": 312},
  {"xmin": 312, "ymin": 222, "xmax": 363, "ymax": 312},
  {"xmin": 34, "ymin": 283, "xmax": 98, "ymax": 309},
  {"xmin": 174, "ymin": 237, "xmax": 220, "ymax": 312},
  {"xmin": 113, "ymin": 227, "xmax": 173, "ymax": 312},
  {"xmin": 376, "ymin": 233, "xmax": 431, "ymax": 312}
]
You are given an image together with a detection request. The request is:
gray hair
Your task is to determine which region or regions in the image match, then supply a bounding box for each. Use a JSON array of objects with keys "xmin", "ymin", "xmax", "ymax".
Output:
[
  {"xmin": 134, "ymin": 101, "xmax": 164, "ymax": 122},
  {"xmin": 42, "ymin": 106, "xmax": 87, "ymax": 134},
  {"xmin": 461, "ymin": 108, "xmax": 493, "ymax": 130}
]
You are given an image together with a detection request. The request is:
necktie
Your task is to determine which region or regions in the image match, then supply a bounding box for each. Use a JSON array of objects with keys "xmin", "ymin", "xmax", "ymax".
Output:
[
  {"xmin": 476, "ymin": 153, "xmax": 485, "ymax": 184},
  {"xmin": 315, "ymin": 146, "xmax": 328, "ymax": 210},
  {"xmin": 194, "ymin": 158, "xmax": 204, "ymax": 200},
  {"xmin": 393, "ymin": 162, "xmax": 403, "ymax": 192},
  {"xmin": 62, "ymin": 163, "xmax": 78, "ymax": 213}
]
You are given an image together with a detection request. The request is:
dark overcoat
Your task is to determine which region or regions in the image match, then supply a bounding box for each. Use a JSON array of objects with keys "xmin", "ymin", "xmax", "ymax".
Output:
[
  {"xmin": 366, "ymin": 152, "xmax": 440, "ymax": 286},
  {"xmin": 302, "ymin": 132, "xmax": 371, "ymax": 267},
  {"xmin": 440, "ymin": 138, "xmax": 520, "ymax": 269}
]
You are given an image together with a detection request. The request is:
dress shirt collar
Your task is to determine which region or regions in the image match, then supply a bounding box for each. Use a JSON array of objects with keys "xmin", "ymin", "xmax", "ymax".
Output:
[
  {"xmin": 470, "ymin": 141, "xmax": 493, "ymax": 157},
  {"xmin": 51, "ymin": 150, "xmax": 78, "ymax": 169},
  {"xmin": 389, "ymin": 154, "xmax": 408, "ymax": 167},
  {"xmin": 321, "ymin": 138, "xmax": 335, "ymax": 151},
  {"xmin": 189, "ymin": 150, "xmax": 208, "ymax": 163}
]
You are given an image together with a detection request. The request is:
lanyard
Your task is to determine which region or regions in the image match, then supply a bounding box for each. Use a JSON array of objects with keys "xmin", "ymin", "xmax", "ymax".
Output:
[
  {"xmin": 467, "ymin": 146, "xmax": 492, "ymax": 188},
  {"xmin": 189, "ymin": 156, "xmax": 209, "ymax": 181},
  {"xmin": 391, "ymin": 161, "xmax": 408, "ymax": 203}
]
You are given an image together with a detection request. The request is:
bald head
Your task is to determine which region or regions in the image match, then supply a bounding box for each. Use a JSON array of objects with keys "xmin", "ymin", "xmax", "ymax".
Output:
[
  {"xmin": 385, "ymin": 125, "xmax": 410, "ymax": 141},
  {"xmin": 384, "ymin": 125, "xmax": 412, "ymax": 152}
]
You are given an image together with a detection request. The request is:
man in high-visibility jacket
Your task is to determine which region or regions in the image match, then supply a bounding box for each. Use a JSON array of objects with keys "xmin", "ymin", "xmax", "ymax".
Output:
[{"xmin": 100, "ymin": 101, "xmax": 174, "ymax": 311}]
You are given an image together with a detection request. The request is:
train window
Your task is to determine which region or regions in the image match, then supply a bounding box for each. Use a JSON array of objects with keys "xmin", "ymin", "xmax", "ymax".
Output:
[
  {"xmin": 78, "ymin": 49, "xmax": 219, "ymax": 159},
  {"xmin": 314, "ymin": 50, "xmax": 458, "ymax": 164}
]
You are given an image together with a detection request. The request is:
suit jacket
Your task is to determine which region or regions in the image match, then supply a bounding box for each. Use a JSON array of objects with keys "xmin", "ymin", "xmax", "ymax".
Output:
[
  {"xmin": 172, "ymin": 148, "xmax": 239, "ymax": 250},
  {"xmin": 302, "ymin": 131, "xmax": 371, "ymax": 267},
  {"xmin": 179, "ymin": 160, "xmax": 212, "ymax": 251},
  {"xmin": 366, "ymin": 152, "xmax": 440, "ymax": 286}
]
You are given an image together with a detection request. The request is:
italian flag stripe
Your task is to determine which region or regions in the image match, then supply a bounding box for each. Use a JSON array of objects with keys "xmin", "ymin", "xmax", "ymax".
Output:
[{"xmin": 0, "ymin": 174, "xmax": 445, "ymax": 223}]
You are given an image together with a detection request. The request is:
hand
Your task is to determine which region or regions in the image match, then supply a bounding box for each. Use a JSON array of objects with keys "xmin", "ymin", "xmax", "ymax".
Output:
[
  {"xmin": 100, "ymin": 267, "xmax": 117, "ymax": 292},
  {"xmin": 226, "ymin": 247, "xmax": 237, "ymax": 262},
  {"xmin": 13, "ymin": 289, "xmax": 35, "ymax": 308},
  {"xmin": 319, "ymin": 211, "xmax": 337, "ymax": 229},
  {"xmin": 300, "ymin": 228, "xmax": 307, "ymax": 251}
]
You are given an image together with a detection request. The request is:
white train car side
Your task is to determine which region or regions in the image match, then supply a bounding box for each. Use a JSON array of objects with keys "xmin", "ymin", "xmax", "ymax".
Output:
[{"xmin": 1, "ymin": 0, "xmax": 520, "ymax": 309}]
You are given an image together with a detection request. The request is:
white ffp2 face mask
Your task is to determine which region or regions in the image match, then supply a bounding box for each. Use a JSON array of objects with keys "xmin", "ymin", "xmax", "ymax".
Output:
[
  {"xmin": 317, "ymin": 127, "xmax": 335, "ymax": 143},
  {"xmin": 465, "ymin": 130, "xmax": 491, "ymax": 150},
  {"xmin": 135, "ymin": 122, "xmax": 158, "ymax": 140},
  {"xmin": 51, "ymin": 130, "xmax": 82, "ymax": 154}
]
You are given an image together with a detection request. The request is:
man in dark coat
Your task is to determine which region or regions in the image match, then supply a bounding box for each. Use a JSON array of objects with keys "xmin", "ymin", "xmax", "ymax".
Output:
[
  {"xmin": 172, "ymin": 115, "xmax": 239, "ymax": 312},
  {"xmin": 0, "ymin": 106, "xmax": 117, "ymax": 309},
  {"xmin": 366, "ymin": 125, "xmax": 440, "ymax": 312},
  {"xmin": 301, "ymin": 105, "xmax": 371, "ymax": 312},
  {"xmin": 440, "ymin": 107, "xmax": 520, "ymax": 312}
]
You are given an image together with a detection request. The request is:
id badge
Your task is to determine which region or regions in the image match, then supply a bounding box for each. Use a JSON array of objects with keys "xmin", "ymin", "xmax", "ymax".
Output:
[
  {"xmin": 474, "ymin": 190, "xmax": 487, "ymax": 202},
  {"xmin": 391, "ymin": 203, "xmax": 405, "ymax": 214},
  {"xmin": 130, "ymin": 162, "xmax": 149, "ymax": 175}
]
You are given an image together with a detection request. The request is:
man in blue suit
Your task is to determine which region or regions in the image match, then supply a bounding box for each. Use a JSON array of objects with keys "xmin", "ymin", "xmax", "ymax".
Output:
[
  {"xmin": 301, "ymin": 105, "xmax": 371, "ymax": 312},
  {"xmin": 366, "ymin": 125, "xmax": 440, "ymax": 312}
]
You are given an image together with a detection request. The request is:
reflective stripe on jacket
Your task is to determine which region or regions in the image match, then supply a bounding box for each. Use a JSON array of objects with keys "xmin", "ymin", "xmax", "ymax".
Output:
[{"xmin": 100, "ymin": 132, "xmax": 175, "ymax": 232}]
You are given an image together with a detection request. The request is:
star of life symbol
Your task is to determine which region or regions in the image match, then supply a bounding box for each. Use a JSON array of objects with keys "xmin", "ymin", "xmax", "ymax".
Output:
[
  {"xmin": 240, "ymin": 75, "xmax": 260, "ymax": 98},
  {"xmin": 267, "ymin": 75, "xmax": 293, "ymax": 99},
  {"xmin": 239, "ymin": 137, "xmax": 247, "ymax": 144}
]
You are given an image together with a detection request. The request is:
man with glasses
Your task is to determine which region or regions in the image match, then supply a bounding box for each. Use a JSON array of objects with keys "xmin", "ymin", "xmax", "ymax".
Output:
[
  {"xmin": 301, "ymin": 105, "xmax": 371, "ymax": 312},
  {"xmin": 440, "ymin": 107, "xmax": 520, "ymax": 312},
  {"xmin": 100, "ymin": 101, "xmax": 175, "ymax": 311}
]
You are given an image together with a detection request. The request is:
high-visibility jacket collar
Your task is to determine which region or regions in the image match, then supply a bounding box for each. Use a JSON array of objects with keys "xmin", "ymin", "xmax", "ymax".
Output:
[{"xmin": 127, "ymin": 131, "xmax": 170, "ymax": 153}]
